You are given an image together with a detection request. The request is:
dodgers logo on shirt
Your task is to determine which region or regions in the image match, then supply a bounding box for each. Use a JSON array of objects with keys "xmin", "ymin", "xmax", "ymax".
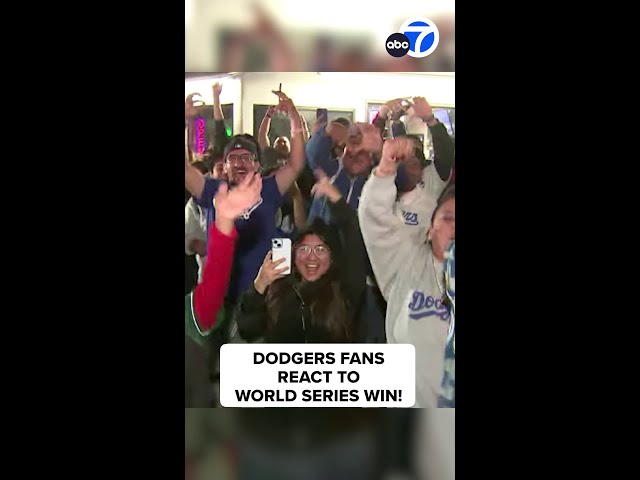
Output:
[
  {"xmin": 399, "ymin": 18, "xmax": 440, "ymax": 58},
  {"xmin": 401, "ymin": 210, "xmax": 419, "ymax": 226},
  {"xmin": 408, "ymin": 290, "xmax": 449, "ymax": 321}
]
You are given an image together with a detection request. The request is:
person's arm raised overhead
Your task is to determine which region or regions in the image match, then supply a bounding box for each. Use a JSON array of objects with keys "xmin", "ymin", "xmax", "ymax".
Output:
[
  {"xmin": 212, "ymin": 82, "xmax": 224, "ymax": 121},
  {"xmin": 258, "ymin": 105, "xmax": 276, "ymax": 150},
  {"xmin": 358, "ymin": 138, "xmax": 423, "ymax": 300},
  {"xmin": 212, "ymin": 82, "xmax": 231, "ymax": 153},
  {"xmin": 185, "ymin": 93, "xmax": 206, "ymax": 199},
  {"xmin": 372, "ymin": 98, "xmax": 406, "ymax": 135},
  {"xmin": 272, "ymin": 90, "xmax": 305, "ymax": 195},
  {"xmin": 412, "ymin": 96, "xmax": 454, "ymax": 182},
  {"xmin": 305, "ymin": 121, "xmax": 346, "ymax": 178}
]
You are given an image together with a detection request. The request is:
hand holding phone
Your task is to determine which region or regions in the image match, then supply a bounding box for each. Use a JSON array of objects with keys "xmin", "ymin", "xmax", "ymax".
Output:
[
  {"xmin": 400, "ymin": 97, "xmax": 413, "ymax": 109},
  {"xmin": 271, "ymin": 238, "xmax": 292, "ymax": 275},
  {"xmin": 254, "ymin": 242, "xmax": 291, "ymax": 294},
  {"xmin": 316, "ymin": 108, "xmax": 328, "ymax": 125}
]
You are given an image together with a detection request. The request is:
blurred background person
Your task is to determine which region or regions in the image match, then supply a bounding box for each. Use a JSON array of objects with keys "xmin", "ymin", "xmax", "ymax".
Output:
[
  {"xmin": 185, "ymin": 409, "xmax": 454, "ymax": 480},
  {"xmin": 233, "ymin": 408, "xmax": 380, "ymax": 480},
  {"xmin": 305, "ymin": 119, "xmax": 373, "ymax": 224},
  {"xmin": 186, "ymin": 0, "xmax": 455, "ymax": 72},
  {"xmin": 258, "ymin": 104, "xmax": 291, "ymax": 155}
]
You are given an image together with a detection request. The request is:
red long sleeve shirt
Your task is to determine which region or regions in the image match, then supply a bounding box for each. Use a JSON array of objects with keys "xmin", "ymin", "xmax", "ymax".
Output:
[{"xmin": 193, "ymin": 223, "xmax": 238, "ymax": 331}]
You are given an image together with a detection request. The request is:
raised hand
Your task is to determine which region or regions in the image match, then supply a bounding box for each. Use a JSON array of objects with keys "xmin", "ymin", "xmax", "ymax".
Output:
[
  {"xmin": 381, "ymin": 98, "xmax": 408, "ymax": 121},
  {"xmin": 271, "ymin": 90, "xmax": 297, "ymax": 118},
  {"xmin": 214, "ymin": 172, "xmax": 263, "ymax": 221},
  {"xmin": 185, "ymin": 93, "xmax": 204, "ymax": 119},
  {"xmin": 254, "ymin": 251, "xmax": 288, "ymax": 294},
  {"xmin": 311, "ymin": 169, "xmax": 342, "ymax": 203},
  {"xmin": 212, "ymin": 82, "xmax": 223, "ymax": 98},
  {"xmin": 377, "ymin": 138, "xmax": 416, "ymax": 176},
  {"xmin": 356, "ymin": 122, "xmax": 383, "ymax": 154},
  {"xmin": 411, "ymin": 96, "xmax": 435, "ymax": 124}
]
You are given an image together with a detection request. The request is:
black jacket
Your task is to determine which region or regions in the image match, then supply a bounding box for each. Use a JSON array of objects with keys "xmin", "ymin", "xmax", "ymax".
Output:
[{"xmin": 234, "ymin": 198, "xmax": 367, "ymax": 343}]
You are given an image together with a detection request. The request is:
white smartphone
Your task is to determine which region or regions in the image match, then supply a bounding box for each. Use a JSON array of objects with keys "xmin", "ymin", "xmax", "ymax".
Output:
[{"xmin": 271, "ymin": 238, "xmax": 292, "ymax": 275}]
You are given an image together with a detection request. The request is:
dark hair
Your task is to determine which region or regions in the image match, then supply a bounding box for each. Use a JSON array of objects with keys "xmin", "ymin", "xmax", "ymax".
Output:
[
  {"xmin": 333, "ymin": 117, "xmax": 351, "ymax": 128},
  {"xmin": 190, "ymin": 160, "xmax": 209, "ymax": 175},
  {"xmin": 430, "ymin": 184, "xmax": 456, "ymax": 225},
  {"xmin": 265, "ymin": 219, "xmax": 353, "ymax": 341},
  {"xmin": 202, "ymin": 146, "xmax": 224, "ymax": 172}
]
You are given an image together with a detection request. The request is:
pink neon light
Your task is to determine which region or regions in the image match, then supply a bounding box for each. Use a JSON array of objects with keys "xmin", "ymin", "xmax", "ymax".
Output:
[{"xmin": 196, "ymin": 117, "xmax": 206, "ymax": 154}]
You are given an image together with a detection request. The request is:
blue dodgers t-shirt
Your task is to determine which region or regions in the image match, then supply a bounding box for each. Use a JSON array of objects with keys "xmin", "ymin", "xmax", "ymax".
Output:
[{"xmin": 196, "ymin": 175, "xmax": 283, "ymax": 302}]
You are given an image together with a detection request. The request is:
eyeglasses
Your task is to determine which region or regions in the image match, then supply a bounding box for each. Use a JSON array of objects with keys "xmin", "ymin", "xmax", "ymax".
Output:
[
  {"xmin": 226, "ymin": 154, "xmax": 255, "ymax": 165},
  {"xmin": 295, "ymin": 245, "xmax": 330, "ymax": 257}
]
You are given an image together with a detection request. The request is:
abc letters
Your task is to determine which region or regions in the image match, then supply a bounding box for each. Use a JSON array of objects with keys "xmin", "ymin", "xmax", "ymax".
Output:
[{"xmin": 387, "ymin": 39, "xmax": 409, "ymax": 50}]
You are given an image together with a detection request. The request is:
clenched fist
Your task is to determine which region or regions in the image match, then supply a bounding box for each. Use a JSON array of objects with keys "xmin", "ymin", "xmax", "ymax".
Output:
[{"xmin": 376, "ymin": 138, "xmax": 416, "ymax": 177}]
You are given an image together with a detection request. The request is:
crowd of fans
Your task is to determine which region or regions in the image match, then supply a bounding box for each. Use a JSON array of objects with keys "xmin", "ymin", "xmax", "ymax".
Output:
[{"xmin": 185, "ymin": 81, "xmax": 455, "ymax": 409}]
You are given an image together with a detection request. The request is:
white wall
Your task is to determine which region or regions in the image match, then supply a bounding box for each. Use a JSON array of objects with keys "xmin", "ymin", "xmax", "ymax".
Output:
[{"xmin": 185, "ymin": 72, "xmax": 454, "ymax": 139}]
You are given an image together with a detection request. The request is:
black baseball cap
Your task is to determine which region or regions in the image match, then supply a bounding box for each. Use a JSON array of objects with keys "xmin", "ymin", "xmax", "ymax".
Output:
[{"xmin": 223, "ymin": 135, "xmax": 261, "ymax": 163}]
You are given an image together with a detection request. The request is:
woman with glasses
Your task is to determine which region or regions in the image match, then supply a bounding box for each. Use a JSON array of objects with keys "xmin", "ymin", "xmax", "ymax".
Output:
[{"xmin": 233, "ymin": 170, "xmax": 367, "ymax": 343}]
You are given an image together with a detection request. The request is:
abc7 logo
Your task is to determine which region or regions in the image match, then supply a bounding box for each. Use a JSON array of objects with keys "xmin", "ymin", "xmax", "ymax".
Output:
[{"xmin": 386, "ymin": 18, "xmax": 440, "ymax": 58}]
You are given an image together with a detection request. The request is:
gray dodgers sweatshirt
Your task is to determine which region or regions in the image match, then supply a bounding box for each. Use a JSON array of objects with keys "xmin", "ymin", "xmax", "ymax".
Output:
[{"xmin": 359, "ymin": 170, "xmax": 450, "ymax": 408}]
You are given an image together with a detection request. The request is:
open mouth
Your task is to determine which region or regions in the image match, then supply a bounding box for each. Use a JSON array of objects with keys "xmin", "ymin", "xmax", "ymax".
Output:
[{"xmin": 305, "ymin": 263, "xmax": 319, "ymax": 275}]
